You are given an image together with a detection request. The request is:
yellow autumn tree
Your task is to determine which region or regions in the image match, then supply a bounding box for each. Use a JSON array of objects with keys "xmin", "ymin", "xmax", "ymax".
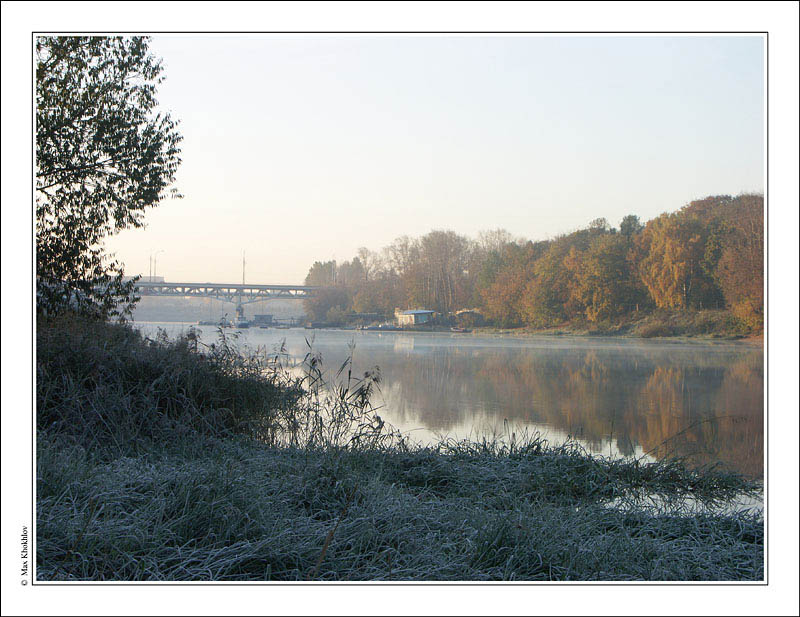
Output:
[
  {"xmin": 566, "ymin": 234, "xmax": 640, "ymax": 322},
  {"xmin": 638, "ymin": 213, "xmax": 708, "ymax": 309}
]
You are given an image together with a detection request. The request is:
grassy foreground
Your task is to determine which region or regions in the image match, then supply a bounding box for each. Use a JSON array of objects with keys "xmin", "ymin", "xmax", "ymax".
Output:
[{"xmin": 36, "ymin": 316, "xmax": 763, "ymax": 581}]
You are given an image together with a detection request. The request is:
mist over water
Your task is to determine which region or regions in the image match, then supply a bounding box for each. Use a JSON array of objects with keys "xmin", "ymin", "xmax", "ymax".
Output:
[{"xmin": 135, "ymin": 322, "xmax": 763, "ymax": 478}]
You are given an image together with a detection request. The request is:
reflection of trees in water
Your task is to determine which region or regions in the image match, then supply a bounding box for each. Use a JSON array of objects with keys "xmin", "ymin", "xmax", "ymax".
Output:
[
  {"xmin": 617, "ymin": 357, "xmax": 762, "ymax": 477},
  {"xmin": 380, "ymin": 349, "xmax": 491, "ymax": 431},
  {"xmin": 628, "ymin": 367, "xmax": 719, "ymax": 463},
  {"xmin": 376, "ymin": 344, "xmax": 763, "ymax": 477},
  {"xmin": 710, "ymin": 358, "xmax": 763, "ymax": 476}
]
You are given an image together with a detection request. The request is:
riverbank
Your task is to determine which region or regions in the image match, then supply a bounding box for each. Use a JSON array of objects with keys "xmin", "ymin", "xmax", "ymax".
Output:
[
  {"xmin": 469, "ymin": 309, "xmax": 762, "ymax": 342},
  {"xmin": 36, "ymin": 316, "xmax": 763, "ymax": 581},
  {"xmin": 266, "ymin": 308, "xmax": 761, "ymax": 342}
]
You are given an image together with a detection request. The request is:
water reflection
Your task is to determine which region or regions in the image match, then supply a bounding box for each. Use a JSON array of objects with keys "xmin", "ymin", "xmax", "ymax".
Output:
[
  {"xmin": 373, "ymin": 338, "xmax": 762, "ymax": 478},
  {"xmin": 138, "ymin": 324, "xmax": 764, "ymax": 478}
]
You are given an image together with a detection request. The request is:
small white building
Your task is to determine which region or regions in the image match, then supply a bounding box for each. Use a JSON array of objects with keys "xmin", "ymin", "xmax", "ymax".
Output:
[{"xmin": 396, "ymin": 309, "xmax": 436, "ymax": 326}]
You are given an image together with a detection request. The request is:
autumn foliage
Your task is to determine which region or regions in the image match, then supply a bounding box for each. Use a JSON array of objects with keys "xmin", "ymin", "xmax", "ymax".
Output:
[{"xmin": 304, "ymin": 194, "xmax": 764, "ymax": 332}]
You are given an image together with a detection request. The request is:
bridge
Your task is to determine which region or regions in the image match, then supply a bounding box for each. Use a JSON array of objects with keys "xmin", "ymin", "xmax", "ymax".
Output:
[{"xmin": 134, "ymin": 281, "xmax": 319, "ymax": 304}]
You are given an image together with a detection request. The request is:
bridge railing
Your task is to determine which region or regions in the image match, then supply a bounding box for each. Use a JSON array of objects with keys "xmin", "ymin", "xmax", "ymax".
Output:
[{"xmin": 133, "ymin": 282, "xmax": 321, "ymax": 303}]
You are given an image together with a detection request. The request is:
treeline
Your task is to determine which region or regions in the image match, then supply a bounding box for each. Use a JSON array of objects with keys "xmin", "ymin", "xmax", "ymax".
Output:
[{"xmin": 303, "ymin": 194, "xmax": 763, "ymax": 332}]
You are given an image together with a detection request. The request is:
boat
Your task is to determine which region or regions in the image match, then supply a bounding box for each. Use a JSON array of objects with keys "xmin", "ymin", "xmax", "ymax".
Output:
[
  {"xmin": 363, "ymin": 324, "xmax": 402, "ymax": 331},
  {"xmin": 198, "ymin": 319, "xmax": 234, "ymax": 328},
  {"xmin": 450, "ymin": 327, "xmax": 471, "ymax": 333}
]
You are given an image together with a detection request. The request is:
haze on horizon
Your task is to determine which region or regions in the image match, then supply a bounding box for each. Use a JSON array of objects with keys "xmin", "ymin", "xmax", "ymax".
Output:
[{"xmin": 105, "ymin": 34, "xmax": 765, "ymax": 285}]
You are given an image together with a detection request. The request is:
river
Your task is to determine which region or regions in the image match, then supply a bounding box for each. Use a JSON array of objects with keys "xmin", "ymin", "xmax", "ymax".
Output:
[{"xmin": 133, "ymin": 322, "xmax": 764, "ymax": 479}]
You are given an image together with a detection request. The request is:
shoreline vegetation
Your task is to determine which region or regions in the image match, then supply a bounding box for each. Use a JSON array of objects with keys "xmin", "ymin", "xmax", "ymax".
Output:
[
  {"xmin": 301, "ymin": 194, "xmax": 764, "ymax": 339},
  {"xmin": 440, "ymin": 309, "xmax": 764, "ymax": 342},
  {"xmin": 146, "ymin": 306, "xmax": 765, "ymax": 342},
  {"xmin": 304, "ymin": 311, "xmax": 763, "ymax": 342},
  {"xmin": 37, "ymin": 315, "xmax": 763, "ymax": 581}
]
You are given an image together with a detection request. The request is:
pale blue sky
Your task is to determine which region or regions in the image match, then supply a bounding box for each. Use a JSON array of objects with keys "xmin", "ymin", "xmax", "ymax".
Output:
[{"xmin": 106, "ymin": 35, "xmax": 765, "ymax": 284}]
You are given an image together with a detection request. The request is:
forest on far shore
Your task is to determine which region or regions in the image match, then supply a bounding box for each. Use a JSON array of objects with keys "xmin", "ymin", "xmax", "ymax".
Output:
[{"xmin": 303, "ymin": 194, "xmax": 764, "ymax": 333}]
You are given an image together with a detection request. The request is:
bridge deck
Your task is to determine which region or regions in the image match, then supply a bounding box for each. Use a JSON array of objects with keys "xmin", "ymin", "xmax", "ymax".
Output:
[{"xmin": 135, "ymin": 282, "xmax": 318, "ymax": 303}]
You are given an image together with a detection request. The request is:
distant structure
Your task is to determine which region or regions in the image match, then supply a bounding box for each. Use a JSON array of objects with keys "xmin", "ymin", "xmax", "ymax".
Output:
[
  {"xmin": 123, "ymin": 275, "xmax": 164, "ymax": 283},
  {"xmin": 252, "ymin": 314, "xmax": 273, "ymax": 326},
  {"xmin": 396, "ymin": 309, "xmax": 436, "ymax": 326}
]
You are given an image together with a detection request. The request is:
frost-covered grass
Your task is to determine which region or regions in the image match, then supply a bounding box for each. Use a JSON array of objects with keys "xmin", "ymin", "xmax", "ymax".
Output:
[{"xmin": 36, "ymin": 316, "xmax": 763, "ymax": 581}]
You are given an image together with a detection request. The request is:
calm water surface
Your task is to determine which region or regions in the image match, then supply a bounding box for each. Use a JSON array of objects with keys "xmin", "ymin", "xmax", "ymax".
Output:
[{"xmin": 135, "ymin": 323, "xmax": 764, "ymax": 479}]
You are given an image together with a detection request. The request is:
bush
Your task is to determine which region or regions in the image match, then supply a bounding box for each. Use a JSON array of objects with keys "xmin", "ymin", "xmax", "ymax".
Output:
[
  {"xmin": 636, "ymin": 321, "xmax": 674, "ymax": 338},
  {"xmin": 455, "ymin": 311, "xmax": 486, "ymax": 328},
  {"xmin": 37, "ymin": 313, "xmax": 398, "ymax": 457},
  {"xmin": 731, "ymin": 301, "xmax": 763, "ymax": 332},
  {"xmin": 36, "ymin": 315, "xmax": 299, "ymax": 456}
]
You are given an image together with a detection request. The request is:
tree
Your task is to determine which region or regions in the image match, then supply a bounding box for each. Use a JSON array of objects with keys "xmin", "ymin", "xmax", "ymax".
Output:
[
  {"xmin": 565, "ymin": 234, "xmax": 641, "ymax": 322},
  {"xmin": 303, "ymin": 287, "xmax": 351, "ymax": 322},
  {"xmin": 304, "ymin": 261, "xmax": 336, "ymax": 287},
  {"xmin": 351, "ymin": 285, "xmax": 384, "ymax": 314},
  {"xmin": 384, "ymin": 235, "xmax": 419, "ymax": 279},
  {"xmin": 36, "ymin": 36, "xmax": 182, "ymax": 318},
  {"xmin": 477, "ymin": 228, "xmax": 517, "ymax": 254},
  {"xmin": 678, "ymin": 194, "xmax": 762, "ymax": 318},
  {"xmin": 619, "ymin": 214, "xmax": 643, "ymax": 239},
  {"xmin": 335, "ymin": 257, "xmax": 366, "ymax": 289},
  {"xmin": 714, "ymin": 195, "xmax": 764, "ymax": 329},
  {"xmin": 637, "ymin": 213, "xmax": 712, "ymax": 309},
  {"xmin": 356, "ymin": 247, "xmax": 381, "ymax": 283},
  {"xmin": 415, "ymin": 230, "xmax": 474, "ymax": 313},
  {"xmin": 480, "ymin": 242, "xmax": 543, "ymax": 327},
  {"xmin": 589, "ymin": 217, "xmax": 612, "ymax": 233},
  {"xmin": 520, "ymin": 237, "xmax": 574, "ymax": 326}
]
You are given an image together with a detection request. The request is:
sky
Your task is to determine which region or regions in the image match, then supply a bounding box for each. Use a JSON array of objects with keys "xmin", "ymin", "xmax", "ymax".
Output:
[{"xmin": 105, "ymin": 34, "xmax": 765, "ymax": 285}]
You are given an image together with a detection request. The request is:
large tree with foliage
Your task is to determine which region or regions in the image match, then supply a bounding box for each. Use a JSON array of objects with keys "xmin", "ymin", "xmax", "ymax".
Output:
[
  {"xmin": 478, "ymin": 242, "xmax": 542, "ymax": 327},
  {"xmin": 303, "ymin": 287, "xmax": 351, "ymax": 322},
  {"xmin": 688, "ymin": 194, "xmax": 764, "ymax": 328},
  {"xmin": 304, "ymin": 260, "xmax": 337, "ymax": 287},
  {"xmin": 36, "ymin": 36, "xmax": 182, "ymax": 318},
  {"xmin": 413, "ymin": 230, "xmax": 475, "ymax": 313},
  {"xmin": 565, "ymin": 234, "xmax": 643, "ymax": 322},
  {"xmin": 520, "ymin": 231, "xmax": 596, "ymax": 327},
  {"xmin": 637, "ymin": 213, "xmax": 711, "ymax": 310}
]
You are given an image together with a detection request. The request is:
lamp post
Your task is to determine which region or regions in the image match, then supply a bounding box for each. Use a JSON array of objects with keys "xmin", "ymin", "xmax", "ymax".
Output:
[{"xmin": 153, "ymin": 250, "xmax": 164, "ymax": 281}]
